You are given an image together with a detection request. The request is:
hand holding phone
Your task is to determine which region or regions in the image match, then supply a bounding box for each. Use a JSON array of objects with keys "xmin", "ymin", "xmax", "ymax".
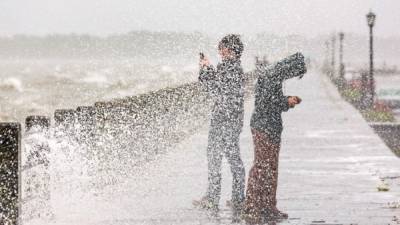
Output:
[
  {"xmin": 200, "ymin": 52, "xmax": 205, "ymax": 60},
  {"xmin": 199, "ymin": 52, "xmax": 210, "ymax": 67}
]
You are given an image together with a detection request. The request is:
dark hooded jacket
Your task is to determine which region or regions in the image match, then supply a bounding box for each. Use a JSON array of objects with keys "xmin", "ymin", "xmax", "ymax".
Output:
[
  {"xmin": 250, "ymin": 52, "xmax": 307, "ymax": 143},
  {"xmin": 199, "ymin": 58, "xmax": 245, "ymax": 133}
]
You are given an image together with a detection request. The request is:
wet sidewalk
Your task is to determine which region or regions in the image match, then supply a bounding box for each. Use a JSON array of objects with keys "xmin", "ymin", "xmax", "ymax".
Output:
[
  {"xmin": 276, "ymin": 72, "xmax": 400, "ymax": 224},
  {"xmin": 48, "ymin": 71, "xmax": 400, "ymax": 225}
]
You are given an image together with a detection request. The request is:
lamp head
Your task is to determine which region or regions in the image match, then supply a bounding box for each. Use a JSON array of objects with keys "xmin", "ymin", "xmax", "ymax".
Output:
[
  {"xmin": 339, "ymin": 32, "xmax": 344, "ymax": 40},
  {"xmin": 366, "ymin": 11, "xmax": 376, "ymax": 27}
]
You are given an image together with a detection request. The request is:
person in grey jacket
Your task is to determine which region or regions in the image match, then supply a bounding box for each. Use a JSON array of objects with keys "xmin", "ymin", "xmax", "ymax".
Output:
[
  {"xmin": 193, "ymin": 34, "xmax": 245, "ymax": 216},
  {"xmin": 244, "ymin": 53, "xmax": 306, "ymax": 224}
]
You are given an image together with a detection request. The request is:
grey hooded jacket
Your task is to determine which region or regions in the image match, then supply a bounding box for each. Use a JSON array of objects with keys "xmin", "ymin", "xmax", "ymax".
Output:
[
  {"xmin": 199, "ymin": 58, "xmax": 245, "ymax": 133},
  {"xmin": 250, "ymin": 52, "xmax": 307, "ymax": 143}
]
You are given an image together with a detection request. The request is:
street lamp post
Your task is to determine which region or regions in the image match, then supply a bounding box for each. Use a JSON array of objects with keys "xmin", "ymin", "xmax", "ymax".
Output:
[
  {"xmin": 366, "ymin": 11, "xmax": 376, "ymax": 108},
  {"xmin": 338, "ymin": 32, "xmax": 345, "ymax": 89},
  {"xmin": 331, "ymin": 35, "xmax": 336, "ymax": 79},
  {"xmin": 324, "ymin": 41, "xmax": 330, "ymax": 75}
]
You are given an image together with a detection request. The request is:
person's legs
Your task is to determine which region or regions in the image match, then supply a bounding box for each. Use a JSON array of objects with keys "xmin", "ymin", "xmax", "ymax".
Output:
[
  {"xmin": 260, "ymin": 140, "xmax": 278, "ymax": 208},
  {"xmin": 244, "ymin": 129, "xmax": 272, "ymax": 223},
  {"xmin": 243, "ymin": 167, "xmax": 263, "ymax": 223},
  {"xmin": 205, "ymin": 124, "xmax": 224, "ymax": 209},
  {"xmin": 263, "ymin": 142, "xmax": 288, "ymax": 219},
  {"xmin": 271, "ymin": 150, "xmax": 278, "ymax": 205},
  {"xmin": 270, "ymin": 143, "xmax": 280, "ymax": 207},
  {"xmin": 193, "ymin": 120, "xmax": 224, "ymax": 212},
  {"xmin": 224, "ymin": 130, "xmax": 245, "ymax": 209}
]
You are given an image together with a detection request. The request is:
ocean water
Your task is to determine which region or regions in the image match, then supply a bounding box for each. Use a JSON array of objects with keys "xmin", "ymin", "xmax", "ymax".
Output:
[
  {"xmin": 0, "ymin": 57, "xmax": 201, "ymax": 224},
  {"xmin": 0, "ymin": 58, "xmax": 199, "ymax": 123}
]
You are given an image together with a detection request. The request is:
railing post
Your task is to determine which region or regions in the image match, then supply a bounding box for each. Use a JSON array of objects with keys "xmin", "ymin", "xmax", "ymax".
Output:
[
  {"xmin": 54, "ymin": 109, "xmax": 77, "ymax": 140},
  {"xmin": 24, "ymin": 116, "xmax": 51, "ymax": 166},
  {"xmin": 23, "ymin": 116, "xmax": 52, "ymax": 221},
  {"xmin": 0, "ymin": 123, "xmax": 21, "ymax": 225},
  {"xmin": 94, "ymin": 102, "xmax": 109, "ymax": 133},
  {"xmin": 25, "ymin": 116, "xmax": 50, "ymax": 132},
  {"xmin": 54, "ymin": 109, "xmax": 76, "ymax": 127},
  {"xmin": 76, "ymin": 106, "xmax": 96, "ymax": 144}
]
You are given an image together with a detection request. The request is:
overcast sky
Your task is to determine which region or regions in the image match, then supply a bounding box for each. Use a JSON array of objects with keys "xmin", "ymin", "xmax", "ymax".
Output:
[{"xmin": 1, "ymin": 0, "xmax": 399, "ymax": 38}]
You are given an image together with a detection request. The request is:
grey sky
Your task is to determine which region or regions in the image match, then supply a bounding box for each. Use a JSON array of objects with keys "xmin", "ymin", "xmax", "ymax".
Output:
[{"xmin": 0, "ymin": 0, "xmax": 399, "ymax": 37}]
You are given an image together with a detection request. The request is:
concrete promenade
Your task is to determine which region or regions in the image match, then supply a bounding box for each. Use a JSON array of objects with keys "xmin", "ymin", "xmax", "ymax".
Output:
[{"xmin": 48, "ymin": 71, "xmax": 400, "ymax": 225}]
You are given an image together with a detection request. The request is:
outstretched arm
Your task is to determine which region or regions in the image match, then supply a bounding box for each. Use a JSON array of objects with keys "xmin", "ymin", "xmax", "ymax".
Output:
[
  {"xmin": 260, "ymin": 52, "xmax": 307, "ymax": 81},
  {"xmin": 274, "ymin": 52, "xmax": 307, "ymax": 80}
]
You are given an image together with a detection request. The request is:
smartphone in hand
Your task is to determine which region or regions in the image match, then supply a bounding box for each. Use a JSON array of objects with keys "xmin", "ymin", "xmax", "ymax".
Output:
[
  {"xmin": 200, "ymin": 52, "xmax": 205, "ymax": 60},
  {"xmin": 199, "ymin": 52, "xmax": 210, "ymax": 68}
]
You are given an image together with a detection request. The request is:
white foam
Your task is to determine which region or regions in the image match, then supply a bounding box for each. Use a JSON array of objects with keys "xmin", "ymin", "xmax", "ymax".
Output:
[
  {"xmin": 0, "ymin": 113, "xmax": 12, "ymax": 122},
  {"xmin": 82, "ymin": 72, "xmax": 108, "ymax": 85},
  {"xmin": 161, "ymin": 65, "xmax": 174, "ymax": 73},
  {"xmin": 54, "ymin": 65, "xmax": 62, "ymax": 73},
  {"xmin": 22, "ymin": 67, "xmax": 32, "ymax": 74},
  {"xmin": 0, "ymin": 77, "xmax": 23, "ymax": 92}
]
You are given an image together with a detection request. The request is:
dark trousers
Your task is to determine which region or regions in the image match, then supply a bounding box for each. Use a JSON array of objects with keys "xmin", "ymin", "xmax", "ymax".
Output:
[
  {"xmin": 244, "ymin": 128, "xmax": 281, "ymax": 218},
  {"xmin": 206, "ymin": 121, "xmax": 245, "ymax": 208}
]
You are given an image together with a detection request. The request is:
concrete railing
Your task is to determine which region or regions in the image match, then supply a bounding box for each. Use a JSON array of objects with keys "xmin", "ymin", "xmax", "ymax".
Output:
[
  {"xmin": 21, "ymin": 116, "xmax": 52, "ymax": 222},
  {"xmin": 0, "ymin": 81, "xmax": 217, "ymax": 224},
  {"xmin": 92, "ymin": 82, "xmax": 213, "ymax": 178},
  {"xmin": 0, "ymin": 123, "xmax": 20, "ymax": 225}
]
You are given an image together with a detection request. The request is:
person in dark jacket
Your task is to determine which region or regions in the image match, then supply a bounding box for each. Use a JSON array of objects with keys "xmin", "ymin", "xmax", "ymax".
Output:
[
  {"xmin": 243, "ymin": 53, "xmax": 306, "ymax": 224},
  {"xmin": 193, "ymin": 34, "xmax": 246, "ymax": 216}
]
